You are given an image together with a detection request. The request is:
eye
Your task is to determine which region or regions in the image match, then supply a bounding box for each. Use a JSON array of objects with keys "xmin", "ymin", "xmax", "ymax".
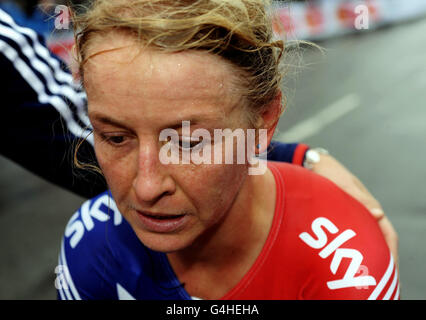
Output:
[
  {"xmin": 100, "ymin": 133, "xmax": 128, "ymax": 146},
  {"xmin": 109, "ymin": 136, "xmax": 126, "ymax": 144},
  {"xmin": 178, "ymin": 137, "xmax": 204, "ymax": 151}
]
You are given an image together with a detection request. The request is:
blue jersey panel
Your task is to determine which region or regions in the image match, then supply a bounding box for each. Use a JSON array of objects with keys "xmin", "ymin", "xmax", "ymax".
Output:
[{"xmin": 58, "ymin": 191, "xmax": 191, "ymax": 300}]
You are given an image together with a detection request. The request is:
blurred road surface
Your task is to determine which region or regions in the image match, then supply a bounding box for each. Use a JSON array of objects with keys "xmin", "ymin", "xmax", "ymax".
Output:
[{"xmin": 1, "ymin": 17, "xmax": 425, "ymax": 299}]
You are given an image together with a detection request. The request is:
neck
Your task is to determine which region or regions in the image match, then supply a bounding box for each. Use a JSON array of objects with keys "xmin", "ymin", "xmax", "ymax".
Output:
[{"xmin": 166, "ymin": 167, "xmax": 276, "ymax": 296}]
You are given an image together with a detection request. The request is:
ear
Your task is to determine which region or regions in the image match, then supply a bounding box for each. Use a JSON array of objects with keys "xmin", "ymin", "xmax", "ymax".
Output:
[{"xmin": 257, "ymin": 91, "xmax": 282, "ymax": 154}]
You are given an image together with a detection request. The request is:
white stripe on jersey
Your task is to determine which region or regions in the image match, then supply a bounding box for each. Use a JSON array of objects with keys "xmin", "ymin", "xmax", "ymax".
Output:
[
  {"xmin": 368, "ymin": 254, "xmax": 395, "ymax": 300},
  {"xmin": 60, "ymin": 240, "xmax": 82, "ymax": 300}
]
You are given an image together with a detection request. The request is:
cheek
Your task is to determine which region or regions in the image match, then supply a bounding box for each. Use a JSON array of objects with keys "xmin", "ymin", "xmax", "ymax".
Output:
[
  {"xmin": 94, "ymin": 141, "xmax": 138, "ymax": 200},
  {"xmin": 178, "ymin": 163, "xmax": 247, "ymax": 218}
]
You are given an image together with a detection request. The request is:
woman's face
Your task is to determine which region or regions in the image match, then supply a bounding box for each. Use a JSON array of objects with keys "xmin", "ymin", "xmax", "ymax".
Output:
[{"xmin": 84, "ymin": 33, "xmax": 255, "ymax": 253}]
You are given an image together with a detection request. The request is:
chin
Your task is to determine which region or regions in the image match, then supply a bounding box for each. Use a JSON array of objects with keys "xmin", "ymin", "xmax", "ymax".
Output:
[{"xmin": 134, "ymin": 230, "xmax": 195, "ymax": 253}]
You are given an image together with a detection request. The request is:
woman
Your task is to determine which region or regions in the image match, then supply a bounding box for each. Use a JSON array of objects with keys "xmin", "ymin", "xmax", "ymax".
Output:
[{"xmin": 57, "ymin": 0, "xmax": 399, "ymax": 300}]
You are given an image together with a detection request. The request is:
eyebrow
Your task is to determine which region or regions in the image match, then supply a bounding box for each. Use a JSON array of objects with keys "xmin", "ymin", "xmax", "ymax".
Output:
[
  {"xmin": 166, "ymin": 115, "xmax": 224, "ymax": 131},
  {"xmin": 89, "ymin": 112, "xmax": 224, "ymax": 131},
  {"xmin": 89, "ymin": 113, "xmax": 132, "ymax": 130}
]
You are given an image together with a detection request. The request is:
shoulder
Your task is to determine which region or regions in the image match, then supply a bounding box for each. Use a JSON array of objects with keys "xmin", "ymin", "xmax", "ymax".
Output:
[
  {"xmin": 63, "ymin": 191, "xmax": 124, "ymax": 250},
  {"xmin": 57, "ymin": 191, "xmax": 131, "ymax": 300},
  {"xmin": 57, "ymin": 191, "xmax": 185, "ymax": 300},
  {"xmin": 269, "ymin": 161, "xmax": 381, "ymax": 232},
  {"xmin": 268, "ymin": 162, "xmax": 399, "ymax": 300}
]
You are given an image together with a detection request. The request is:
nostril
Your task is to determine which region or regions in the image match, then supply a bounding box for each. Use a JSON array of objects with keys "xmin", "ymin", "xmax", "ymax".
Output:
[
  {"xmin": 132, "ymin": 178, "xmax": 176, "ymax": 204},
  {"xmin": 161, "ymin": 190, "xmax": 174, "ymax": 197}
]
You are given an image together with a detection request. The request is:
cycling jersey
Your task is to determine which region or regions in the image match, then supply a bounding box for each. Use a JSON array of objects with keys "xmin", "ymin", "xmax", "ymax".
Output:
[{"xmin": 57, "ymin": 161, "xmax": 399, "ymax": 300}]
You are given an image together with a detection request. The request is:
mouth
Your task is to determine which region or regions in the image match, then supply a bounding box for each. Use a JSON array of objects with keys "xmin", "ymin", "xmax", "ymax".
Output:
[
  {"xmin": 135, "ymin": 210, "xmax": 188, "ymax": 233},
  {"xmin": 142, "ymin": 212, "xmax": 186, "ymax": 219}
]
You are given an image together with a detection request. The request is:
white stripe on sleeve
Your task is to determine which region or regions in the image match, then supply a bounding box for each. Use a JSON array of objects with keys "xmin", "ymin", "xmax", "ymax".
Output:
[
  {"xmin": 60, "ymin": 240, "xmax": 82, "ymax": 300},
  {"xmin": 368, "ymin": 254, "xmax": 395, "ymax": 300},
  {"xmin": 0, "ymin": 39, "xmax": 93, "ymax": 143},
  {"xmin": 383, "ymin": 268, "xmax": 399, "ymax": 300},
  {"xmin": 393, "ymin": 283, "xmax": 400, "ymax": 300},
  {"xmin": 0, "ymin": 8, "xmax": 91, "ymax": 130},
  {"xmin": 58, "ymin": 253, "xmax": 74, "ymax": 300},
  {"xmin": 56, "ymin": 254, "xmax": 69, "ymax": 300}
]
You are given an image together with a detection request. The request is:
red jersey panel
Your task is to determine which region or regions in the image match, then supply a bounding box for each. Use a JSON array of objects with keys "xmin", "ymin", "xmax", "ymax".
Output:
[{"xmin": 222, "ymin": 161, "xmax": 399, "ymax": 300}]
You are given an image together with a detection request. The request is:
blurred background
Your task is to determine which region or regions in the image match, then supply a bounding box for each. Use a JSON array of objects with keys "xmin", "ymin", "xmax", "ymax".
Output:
[{"xmin": 0, "ymin": 0, "xmax": 425, "ymax": 299}]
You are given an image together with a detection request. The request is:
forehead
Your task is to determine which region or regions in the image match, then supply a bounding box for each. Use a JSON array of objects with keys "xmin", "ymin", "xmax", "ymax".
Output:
[{"xmin": 83, "ymin": 33, "xmax": 243, "ymax": 109}]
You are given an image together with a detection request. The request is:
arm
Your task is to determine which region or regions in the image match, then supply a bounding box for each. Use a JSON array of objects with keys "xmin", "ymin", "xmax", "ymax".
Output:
[{"xmin": 0, "ymin": 8, "xmax": 107, "ymax": 198}]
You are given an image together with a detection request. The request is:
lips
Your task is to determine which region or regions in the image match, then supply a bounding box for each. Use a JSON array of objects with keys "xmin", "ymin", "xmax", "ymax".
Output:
[{"xmin": 135, "ymin": 210, "xmax": 188, "ymax": 233}]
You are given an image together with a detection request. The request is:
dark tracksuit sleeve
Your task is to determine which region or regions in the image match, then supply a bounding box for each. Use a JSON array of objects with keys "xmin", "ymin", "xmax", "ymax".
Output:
[
  {"xmin": 267, "ymin": 141, "xmax": 310, "ymax": 166},
  {"xmin": 0, "ymin": 8, "xmax": 107, "ymax": 198}
]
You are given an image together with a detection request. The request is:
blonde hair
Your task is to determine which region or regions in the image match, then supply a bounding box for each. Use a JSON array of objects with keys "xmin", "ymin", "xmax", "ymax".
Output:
[{"xmin": 72, "ymin": 0, "xmax": 291, "ymax": 123}]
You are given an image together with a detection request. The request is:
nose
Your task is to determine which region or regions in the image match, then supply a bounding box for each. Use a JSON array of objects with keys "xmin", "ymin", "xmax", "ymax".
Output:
[{"xmin": 132, "ymin": 142, "xmax": 176, "ymax": 204}]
